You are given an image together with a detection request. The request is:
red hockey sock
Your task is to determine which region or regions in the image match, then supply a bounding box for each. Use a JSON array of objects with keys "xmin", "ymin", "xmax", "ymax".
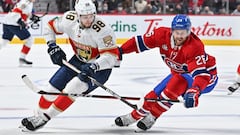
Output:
[
  {"xmin": 131, "ymin": 107, "xmax": 149, "ymax": 120},
  {"xmin": 21, "ymin": 45, "xmax": 30, "ymax": 54},
  {"xmin": 142, "ymin": 91, "xmax": 166, "ymax": 118},
  {"xmin": 52, "ymin": 96, "xmax": 74, "ymax": 112},
  {"xmin": 39, "ymin": 96, "xmax": 53, "ymax": 110}
]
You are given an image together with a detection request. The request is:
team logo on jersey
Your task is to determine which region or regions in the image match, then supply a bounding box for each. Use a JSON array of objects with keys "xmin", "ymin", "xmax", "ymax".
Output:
[
  {"xmin": 103, "ymin": 35, "xmax": 114, "ymax": 47},
  {"xmin": 73, "ymin": 41, "xmax": 92, "ymax": 61},
  {"xmin": 164, "ymin": 58, "xmax": 188, "ymax": 73},
  {"xmin": 77, "ymin": 48, "xmax": 92, "ymax": 61},
  {"xmin": 162, "ymin": 44, "xmax": 168, "ymax": 51}
]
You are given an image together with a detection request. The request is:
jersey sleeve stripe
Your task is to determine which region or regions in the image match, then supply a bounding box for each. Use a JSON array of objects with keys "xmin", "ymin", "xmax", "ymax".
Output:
[
  {"xmin": 191, "ymin": 67, "xmax": 209, "ymax": 78},
  {"xmin": 135, "ymin": 35, "xmax": 149, "ymax": 52},
  {"xmin": 207, "ymin": 65, "xmax": 216, "ymax": 72},
  {"xmin": 12, "ymin": 8, "xmax": 28, "ymax": 21},
  {"xmin": 48, "ymin": 20, "xmax": 63, "ymax": 35}
]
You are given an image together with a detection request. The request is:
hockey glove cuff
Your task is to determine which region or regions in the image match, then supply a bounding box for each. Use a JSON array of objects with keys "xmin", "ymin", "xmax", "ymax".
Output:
[
  {"xmin": 78, "ymin": 63, "xmax": 98, "ymax": 82},
  {"xmin": 30, "ymin": 14, "xmax": 41, "ymax": 23},
  {"xmin": 184, "ymin": 87, "xmax": 200, "ymax": 108},
  {"xmin": 17, "ymin": 18, "xmax": 26, "ymax": 29},
  {"xmin": 47, "ymin": 42, "xmax": 66, "ymax": 66}
]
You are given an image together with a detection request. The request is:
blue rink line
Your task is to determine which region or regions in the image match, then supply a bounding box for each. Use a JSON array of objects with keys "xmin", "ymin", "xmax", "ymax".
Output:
[{"xmin": 1, "ymin": 114, "xmax": 240, "ymax": 120}]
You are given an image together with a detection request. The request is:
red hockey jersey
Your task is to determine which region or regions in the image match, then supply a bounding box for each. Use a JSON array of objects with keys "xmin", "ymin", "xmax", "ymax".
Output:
[{"xmin": 121, "ymin": 27, "xmax": 217, "ymax": 91}]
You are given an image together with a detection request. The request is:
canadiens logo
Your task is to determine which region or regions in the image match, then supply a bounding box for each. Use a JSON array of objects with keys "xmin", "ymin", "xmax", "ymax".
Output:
[{"xmin": 164, "ymin": 58, "xmax": 188, "ymax": 73}]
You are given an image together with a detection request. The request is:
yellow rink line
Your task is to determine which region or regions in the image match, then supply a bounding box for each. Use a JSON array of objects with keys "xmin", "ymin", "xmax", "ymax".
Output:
[{"xmin": 9, "ymin": 38, "xmax": 240, "ymax": 46}]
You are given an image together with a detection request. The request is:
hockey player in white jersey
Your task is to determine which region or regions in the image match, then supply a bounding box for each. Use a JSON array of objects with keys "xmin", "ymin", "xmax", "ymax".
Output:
[
  {"xmin": 20, "ymin": 0, "xmax": 121, "ymax": 131},
  {"xmin": 0, "ymin": 0, "xmax": 40, "ymax": 66}
]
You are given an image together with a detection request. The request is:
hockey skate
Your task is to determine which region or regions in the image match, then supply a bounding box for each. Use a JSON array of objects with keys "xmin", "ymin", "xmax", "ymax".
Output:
[
  {"xmin": 228, "ymin": 82, "xmax": 240, "ymax": 94},
  {"xmin": 136, "ymin": 113, "xmax": 156, "ymax": 131},
  {"xmin": 20, "ymin": 113, "xmax": 50, "ymax": 131},
  {"xmin": 115, "ymin": 113, "xmax": 137, "ymax": 126},
  {"xmin": 19, "ymin": 58, "xmax": 33, "ymax": 66}
]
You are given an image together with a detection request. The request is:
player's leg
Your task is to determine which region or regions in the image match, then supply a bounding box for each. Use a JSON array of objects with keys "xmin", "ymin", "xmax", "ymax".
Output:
[
  {"xmin": 0, "ymin": 24, "xmax": 14, "ymax": 49},
  {"xmin": 42, "ymin": 68, "xmax": 112, "ymax": 119},
  {"xmin": 136, "ymin": 73, "xmax": 188, "ymax": 130},
  {"xmin": 21, "ymin": 56, "xmax": 112, "ymax": 131},
  {"xmin": 20, "ymin": 56, "xmax": 82, "ymax": 131},
  {"xmin": 228, "ymin": 64, "xmax": 240, "ymax": 93},
  {"xmin": 115, "ymin": 74, "xmax": 172, "ymax": 127},
  {"xmin": 12, "ymin": 26, "xmax": 33, "ymax": 65},
  {"xmin": 115, "ymin": 74, "xmax": 188, "ymax": 131}
]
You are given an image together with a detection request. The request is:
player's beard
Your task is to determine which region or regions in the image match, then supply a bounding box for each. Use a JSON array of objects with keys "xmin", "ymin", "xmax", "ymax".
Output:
[
  {"xmin": 80, "ymin": 16, "xmax": 95, "ymax": 28},
  {"xmin": 174, "ymin": 37, "xmax": 187, "ymax": 46}
]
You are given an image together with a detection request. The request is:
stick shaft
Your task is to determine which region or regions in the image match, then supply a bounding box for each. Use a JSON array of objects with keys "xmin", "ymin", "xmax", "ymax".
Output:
[
  {"xmin": 62, "ymin": 60, "xmax": 139, "ymax": 110},
  {"xmin": 22, "ymin": 73, "xmax": 182, "ymax": 105}
]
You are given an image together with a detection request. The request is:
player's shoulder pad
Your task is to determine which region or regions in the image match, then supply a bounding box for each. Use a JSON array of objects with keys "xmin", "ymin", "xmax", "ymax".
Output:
[
  {"xmin": 92, "ymin": 16, "xmax": 113, "ymax": 33},
  {"xmin": 61, "ymin": 10, "xmax": 78, "ymax": 26}
]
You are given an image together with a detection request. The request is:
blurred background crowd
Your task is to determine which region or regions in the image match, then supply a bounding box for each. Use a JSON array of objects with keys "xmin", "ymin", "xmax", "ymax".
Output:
[{"xmin": 1, "ymin": 0, "xmax": 240, "ymax": 15}]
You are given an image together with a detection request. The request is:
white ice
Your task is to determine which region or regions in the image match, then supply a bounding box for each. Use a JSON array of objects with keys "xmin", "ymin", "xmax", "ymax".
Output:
[{"xmin": 0, "ymin": 44, "xmax": 240, "ymax": 135}]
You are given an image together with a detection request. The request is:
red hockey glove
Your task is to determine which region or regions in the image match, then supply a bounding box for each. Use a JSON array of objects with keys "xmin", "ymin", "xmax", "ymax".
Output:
[{"xmin": 184, "ymin": 87, "xmax": 200, "ymax": 108}]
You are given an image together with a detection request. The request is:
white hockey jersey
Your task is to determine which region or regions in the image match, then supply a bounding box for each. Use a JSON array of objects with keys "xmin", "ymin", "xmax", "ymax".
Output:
[
  {"xmin": 4, "ymin": 0, "xmax": 33, "ymax": 26},
  {"xmin": 44, "ymin": 11, "xmax": 121, "ymax": 70}
]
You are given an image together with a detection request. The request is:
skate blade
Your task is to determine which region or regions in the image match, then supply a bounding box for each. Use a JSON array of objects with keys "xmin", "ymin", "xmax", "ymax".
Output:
[
  {"xmin": 227, "ymin": 91, "xmax": 233, "ymax": 95},
  {"xmin": 110, "ymin": 123, "xmax": 129, "ymax": 127},
  {"xmin": 134, "ymin": 128, "xmax": 146, "ymax": 133},
  {"xmin": 18, "ymin": 125, "xmax": 31, "ymax": 132},
  {"xmin": 111, "ymin": 123, "xmax": 118, "ymax": 127},
  {"xmin": 19, "ymin": 63, "xmax": 33, "ymax": 67}
]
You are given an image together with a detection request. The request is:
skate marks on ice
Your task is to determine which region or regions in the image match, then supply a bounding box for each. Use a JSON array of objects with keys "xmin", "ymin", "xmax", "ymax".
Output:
[
  {"xmin": 1, "ymin": 113, "xmax": 240, "ymax": 135},
  {"xmin": 1, "ymin": 125, "xmax": 240, "ymax": 135}
]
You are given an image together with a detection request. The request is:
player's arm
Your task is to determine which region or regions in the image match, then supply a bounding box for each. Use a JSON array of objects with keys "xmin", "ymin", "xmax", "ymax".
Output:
[
  {"xmin": 44, "ymin": 11, "xmax": 78, "ymax": 42},
  {"xmin": 187, "ymin": 47, "xmax": 211, "ymax": 91},
  {"xmin": 184, "ymin": 45, "xmax": 212, "ymax": 108},
  {"xmin": 11, "ymin": 7, "xmax": 28, "ymax": 28},
  {"xmin": 95, "ymin": 24, "xmax": 121, "ymax": 70},
  {"xmin": 120, "ymin": 28, "xmax": 161, "ymax": 54},
  {"xmin": 43, "ymin": 11, "xmax": 77, "ymax": 66}
]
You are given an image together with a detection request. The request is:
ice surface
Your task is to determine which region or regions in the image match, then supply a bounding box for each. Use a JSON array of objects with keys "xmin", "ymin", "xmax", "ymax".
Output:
[{"xmin": 0, "ymin": 45, "xmax": 240, "ymax": 135}]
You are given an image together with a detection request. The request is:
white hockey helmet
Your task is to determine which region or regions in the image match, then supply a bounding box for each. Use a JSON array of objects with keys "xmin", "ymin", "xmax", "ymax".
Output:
[{"xmin": 74, "ymin": 0, "xmax": 96, "ymax": 16}]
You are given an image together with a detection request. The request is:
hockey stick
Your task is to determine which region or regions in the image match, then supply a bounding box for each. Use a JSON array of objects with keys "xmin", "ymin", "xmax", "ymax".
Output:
[
  {"xmin": 22, "ymin": 74, "xmax": 182, "ymax": 103},
  {"xmin": 62, "ymin": 60, "xmax": 139, "ymax": 109},
  {"xmin": 62, "ymin": 60, "xmax": 183, "ymax": 108},
  {"xmin": 21, "ymin": 74, "xmax": 140, "ymax": 100},
  {"xmin": 39, "ymin": 3, "xmax": 50, "ymax": 18},
  {"xmin": 0, "ymin": 3, "xmax": 50, "ymax": 25},
  {"xmin": 29, "ymin": 3, "xmax": 50, "ymax": 29}
]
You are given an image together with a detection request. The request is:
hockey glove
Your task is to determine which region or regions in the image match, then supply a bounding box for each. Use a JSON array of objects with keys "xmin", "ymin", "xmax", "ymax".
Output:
[
  {"xmin": 30, "ymin": 14, "xmax": 41, "ymax": 23},
  {"xmin": 184, "ymin": 87, "xmax": 200, "ymax": 108},
  {"xmin": 78, "ymin": 63, "xmax": 98, "ymax": 82},
  {"xmin": 47, "ymin": 43, "xmax": 66, "ymax": 66},
  {"xmin": 17, "ymin": 18, "xmax": 26, "ymax": 29}
]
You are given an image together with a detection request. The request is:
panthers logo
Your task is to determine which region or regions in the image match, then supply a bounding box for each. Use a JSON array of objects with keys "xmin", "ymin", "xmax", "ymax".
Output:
[{"xmin": 76, "ymin": 47, "xmax": 92, "ymax": 61}]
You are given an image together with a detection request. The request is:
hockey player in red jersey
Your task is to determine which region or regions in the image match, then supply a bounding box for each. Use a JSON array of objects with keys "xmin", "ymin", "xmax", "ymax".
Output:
[
  {"xmin": 0, "ymin": 0, "xmax": 40, "ymax": 66},
  {"xmin": 115, "ymin": 14, "xmax": 218, "ymax": 131},
  {"xmin": 228, "ymin": 64, "xmax": 240, "ymax": 94},
  {"xmin": 19, "ymin": 0, "xmax": 121, "ymax": 131}
]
